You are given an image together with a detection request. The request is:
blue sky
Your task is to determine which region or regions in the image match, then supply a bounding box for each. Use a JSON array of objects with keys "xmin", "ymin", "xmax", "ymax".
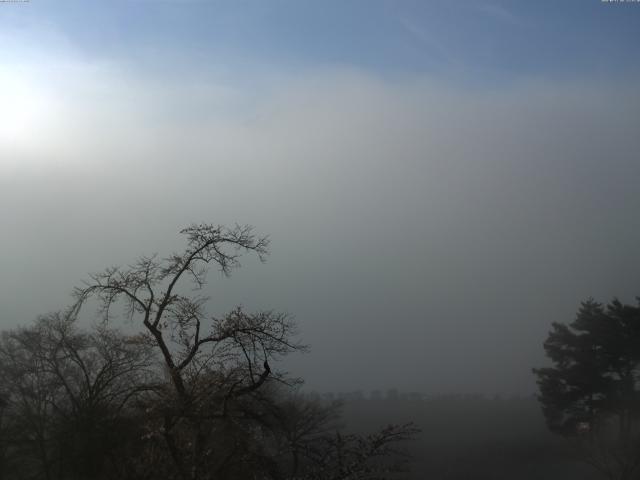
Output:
[
  {"xmin": 3, "ymin": 0, "xmax": 640, "ymax": 83},
  {"xmin": 1, "ymin": 1, "xmax": 640, "ymax": 394}
]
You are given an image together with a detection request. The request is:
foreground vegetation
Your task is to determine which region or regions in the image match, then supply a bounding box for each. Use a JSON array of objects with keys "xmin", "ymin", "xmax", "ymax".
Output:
[{"xmin": 0, "ymin": 224, "xmax": 416, "ymax": 480}]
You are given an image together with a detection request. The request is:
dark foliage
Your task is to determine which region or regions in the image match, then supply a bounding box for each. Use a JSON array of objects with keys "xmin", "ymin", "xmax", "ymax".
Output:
[{"xmin": 534, "ymin": 297, "xmax": 640, "ymax": 480}]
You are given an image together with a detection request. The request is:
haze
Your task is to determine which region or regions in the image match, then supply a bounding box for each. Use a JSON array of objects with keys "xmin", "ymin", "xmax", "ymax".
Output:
[{"xmin": 1, "ymin": 0, "xmax": 639, "ymax": 396}]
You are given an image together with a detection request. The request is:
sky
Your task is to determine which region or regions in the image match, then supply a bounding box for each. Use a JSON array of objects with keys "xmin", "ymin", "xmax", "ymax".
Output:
[{"xmin": 1, "ymin": 0, "xmax": 640, "ymax": 395}]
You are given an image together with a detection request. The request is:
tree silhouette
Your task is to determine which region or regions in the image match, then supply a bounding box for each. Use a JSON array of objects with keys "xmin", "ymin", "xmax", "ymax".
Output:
[
  {"xmin": 0, "ymin": 313, "xmax": 155, "ymax": 479},
  {"xmin": 64, "ymin": 223, "xmax": 417, "ymax": 480},
  {"xmin": 533, "ymin": 297, "xmax": 640, "ymax": 480}
]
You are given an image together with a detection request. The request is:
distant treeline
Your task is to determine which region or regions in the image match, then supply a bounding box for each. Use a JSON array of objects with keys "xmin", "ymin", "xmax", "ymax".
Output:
[
  {"xmin": 302, "ymin": 390, "xmax": 533, "ymax": 403},
  {"xmin": 330, "ymin": 393, "xmax": 599, "ymax": 480}
]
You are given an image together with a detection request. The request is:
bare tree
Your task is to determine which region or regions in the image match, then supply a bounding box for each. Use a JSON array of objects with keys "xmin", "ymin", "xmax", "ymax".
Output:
[
  {"xmin": 0, "ymin": 224, "xmax": 419, "ymax": 480},
  {"xmin": 24, "ymin": 222, "xmax": 422, "ymax": 480},
  {"xmin": 71, "ymin": 224, "xmax": 304, "ymax": 480},
  {"xmin": 0, "ymin": 313, "xmax": 156, "ymax": 480},
  {"xmin": 261, "ymin": 392, "xmax": 419, "ymax": 480}
]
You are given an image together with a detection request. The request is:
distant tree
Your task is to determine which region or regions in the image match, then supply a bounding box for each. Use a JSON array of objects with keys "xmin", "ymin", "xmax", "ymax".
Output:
[{"xmin": 533, "ymin": 297, "xmax": 640, "ymax": 480}]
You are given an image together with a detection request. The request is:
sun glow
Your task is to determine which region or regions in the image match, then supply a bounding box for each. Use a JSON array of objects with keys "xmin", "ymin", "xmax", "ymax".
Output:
[{"xmin": 0, "ymin": 69, "xmax": 54, "ymax": 162}]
